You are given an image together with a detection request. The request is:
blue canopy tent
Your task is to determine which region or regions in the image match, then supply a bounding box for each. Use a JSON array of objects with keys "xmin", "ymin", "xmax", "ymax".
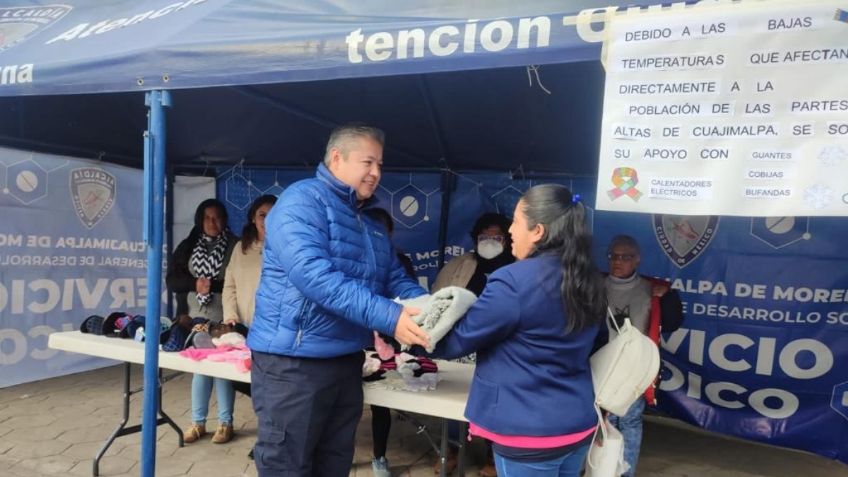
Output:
[
  {"xmin": 0, "ymin": 0, "xmax": 658, "ymax": 173},
  {"xmin": 0, "ymin": 62, "xmax": 610, "ymax": 173},
  {"xmin": 0, "ymin": 1, "xmax": 667, "ymax": 474},
  {"xmin": 11, "ymin": 1, "xmax": 846, "ymax": 476}
]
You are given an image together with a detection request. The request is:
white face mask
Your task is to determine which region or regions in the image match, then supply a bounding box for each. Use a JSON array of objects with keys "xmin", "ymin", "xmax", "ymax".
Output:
[{"xmin": 477, "ymin": 239, "xmax": 504, "ymax": 260}]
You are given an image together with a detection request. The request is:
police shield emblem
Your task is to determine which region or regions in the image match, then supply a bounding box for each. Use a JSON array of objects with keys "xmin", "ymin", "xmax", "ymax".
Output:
[
  {"xmin": 0, "ymin": 5, "xmax": 71, "ymax": 51},
  {"xmin": 70, "ymin": 168, "xmax": 116, "ymax": 229},
  {"xmin": 653, "ymin": 214, "xmax": 719, "ymax": 268}
]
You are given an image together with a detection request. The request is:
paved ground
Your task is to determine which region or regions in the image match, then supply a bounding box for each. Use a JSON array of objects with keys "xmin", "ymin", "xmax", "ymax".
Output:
[{"xmin": 0, "ymin": 364, "xmax": 846, "ymax": 477}]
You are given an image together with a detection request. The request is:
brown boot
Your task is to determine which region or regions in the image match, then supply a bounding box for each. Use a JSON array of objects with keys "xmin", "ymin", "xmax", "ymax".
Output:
[
  {"xmin": 211, "ymin": 423, "xmax": 234, "ymax": 444},
  {"xmin": 433, "ymin": 449, "xmax": 457, "ymax": 474},
  {"xmin": 182, "ymin": 423, "xmax": 206, "ymax": 444}
]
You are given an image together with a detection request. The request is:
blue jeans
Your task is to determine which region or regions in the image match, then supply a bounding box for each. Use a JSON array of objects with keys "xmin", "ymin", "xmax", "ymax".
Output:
[
  {"xmin": 191, "ymin": 373, "xmax": 235, "ymax": 425},
  {"xmin": 608, "ymin": 398, "xmax": 646, "ymax": 477},
  {"xmin": 493, "ymin": 444, "xmax": 590, "ymax": 477}
]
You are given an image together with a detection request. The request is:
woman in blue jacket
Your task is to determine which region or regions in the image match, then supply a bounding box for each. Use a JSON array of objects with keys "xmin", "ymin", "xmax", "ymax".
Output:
[{"xmin": 430, "ymin": 184, "xmax": 606, "ymax": 477}]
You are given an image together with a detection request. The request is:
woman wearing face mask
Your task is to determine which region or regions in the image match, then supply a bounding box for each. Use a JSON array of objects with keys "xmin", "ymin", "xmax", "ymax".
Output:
[
  {"xmin": 431, "ymin": 212, "xmax": 514, "ymax": 477},
  {"xmin": 433, "ymin": 213, "xmax": 514, "ymax": 296}
]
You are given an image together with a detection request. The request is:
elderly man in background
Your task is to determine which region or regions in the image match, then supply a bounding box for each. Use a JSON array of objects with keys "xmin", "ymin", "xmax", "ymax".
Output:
[{"xmin": 604, "ymin": 234, "xmax": 684, "ymax": 477}]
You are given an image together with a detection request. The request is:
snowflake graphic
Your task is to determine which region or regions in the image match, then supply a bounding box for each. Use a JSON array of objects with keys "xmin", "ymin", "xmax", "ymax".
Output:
[
  {"xmin": 803, "ymin": 184, "xmax": 833, "ymax": 210},
  {"xmin": 818, "ymin": 145, "xmax": 847, "ymax": 166}
]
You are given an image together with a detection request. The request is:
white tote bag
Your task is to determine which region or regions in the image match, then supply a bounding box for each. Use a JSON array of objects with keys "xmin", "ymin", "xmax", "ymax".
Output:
[
  {"xmin": 584, "ymin": 416, "xmax": 628, "ymax": 477},
  {"xmin": 590, "ymin": 308, "xmax": 660, "ymax": 416}
]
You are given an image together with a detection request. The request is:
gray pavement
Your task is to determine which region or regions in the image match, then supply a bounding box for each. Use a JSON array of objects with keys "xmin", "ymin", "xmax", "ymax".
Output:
[{"xmin": 0, "ymin": 364, "xmax": 845, "ymax": 477}]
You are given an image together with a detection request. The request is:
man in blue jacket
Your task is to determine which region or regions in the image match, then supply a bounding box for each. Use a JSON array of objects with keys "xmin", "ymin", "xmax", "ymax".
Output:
[{"xmin": 247, "ymin": 124, "xmax": 429, "ymax": 477}]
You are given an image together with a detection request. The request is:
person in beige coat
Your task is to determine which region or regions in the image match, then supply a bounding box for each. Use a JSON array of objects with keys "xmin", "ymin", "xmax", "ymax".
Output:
[
  {"xmin": 216, "ymin": 194, "xmax": 276, "ymax": 455},
  {"xmin": 223, "ymin": 194, "xmax": 277, "ymax": 328}
]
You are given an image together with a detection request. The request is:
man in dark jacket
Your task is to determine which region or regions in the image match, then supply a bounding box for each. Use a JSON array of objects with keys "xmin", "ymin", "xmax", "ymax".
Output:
[{"xmin": 247, "ymin": 124, "xmax": 429, "ymax": 477}]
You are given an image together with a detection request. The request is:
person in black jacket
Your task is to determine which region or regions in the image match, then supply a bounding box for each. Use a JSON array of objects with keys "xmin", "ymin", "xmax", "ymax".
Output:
[
  {"xmin": 167, "ymin": 198, "xmax": 238, "ymax": 320},
  {"xmin": 166, "ymin": 198, "xmax": 239, "ymax": 444}
]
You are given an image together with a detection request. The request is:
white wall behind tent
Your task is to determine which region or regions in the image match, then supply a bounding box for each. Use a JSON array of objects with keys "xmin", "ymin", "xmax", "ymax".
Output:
[{"xmin": 172, "ymin": 176, "xmax": 216, "ymax": 244}]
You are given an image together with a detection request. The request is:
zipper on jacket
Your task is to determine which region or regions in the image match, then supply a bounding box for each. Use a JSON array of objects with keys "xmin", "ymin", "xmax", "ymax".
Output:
[
  {"xmin": 358, "ymin": 212, "xmax": 378, "ymax": 289},
  {"xmin": 293, "ymin": 300, "xmax": 309, "ymax": 348}
]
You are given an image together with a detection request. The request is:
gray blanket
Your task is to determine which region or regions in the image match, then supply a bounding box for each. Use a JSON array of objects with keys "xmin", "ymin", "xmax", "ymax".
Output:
[{"xmin": 397, "ymin": 286, "xmax": 477, "ymax": 352}]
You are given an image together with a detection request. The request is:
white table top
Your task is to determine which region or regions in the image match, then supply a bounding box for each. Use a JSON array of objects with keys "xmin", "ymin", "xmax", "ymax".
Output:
[
  {"xmin": 48, "ymin": 330, "xmax": 252, "ymax": 382},
  {"xmin": 48, "ymin": 331, "xmax": 472, "ymax": 421}
]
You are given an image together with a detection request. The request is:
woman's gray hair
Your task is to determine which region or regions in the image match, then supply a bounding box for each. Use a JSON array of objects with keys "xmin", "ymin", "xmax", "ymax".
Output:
[
  {"xmin": 607, "ymin": 234, "xmax": 640, "ymax": 256},
  {"xmin": 323, "ymin": 124, "xmax": 385, "ymax": 165}
]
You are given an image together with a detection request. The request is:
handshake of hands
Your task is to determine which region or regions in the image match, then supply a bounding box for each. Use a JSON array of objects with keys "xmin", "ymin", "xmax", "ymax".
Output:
[{"xmin": 393, "ymin": 307, "xmax": 429, "ymax": 349}]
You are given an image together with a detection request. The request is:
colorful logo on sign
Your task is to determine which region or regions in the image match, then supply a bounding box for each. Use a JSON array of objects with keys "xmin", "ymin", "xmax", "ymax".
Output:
[
  {"xmin": 653, "ymin": 214, "xmax": 718, "ymax": 267},
  {"xmin": 0, "ymin": 6, "xmax": 71, "ymax": 51},
  {"xmin": 70, "ymin": 167, "xmax": 116, "ymax": 229},
  {"xmin": 607, "ymin": 167, "xmax": 642, "ymax": 201}
]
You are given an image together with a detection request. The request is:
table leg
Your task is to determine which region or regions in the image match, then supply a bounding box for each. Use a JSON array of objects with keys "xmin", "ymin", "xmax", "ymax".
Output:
[
  {"xmin": 440, "ymin": 418, "xmax": 449, "ymax": 477},
  {"xmin": 157, "ymin": 369, "xmax": 183, "ymax": 447},
  {"xmin": 93, "ymin": 362, "xmax": 132, "ymax": 477},
  {"xmin": 92, "ymin": 364, "xmax": 187, "ymax": 476},
  {"xmin": 457, "ymin": 421, "xmax": 467, "ymax": 476}
]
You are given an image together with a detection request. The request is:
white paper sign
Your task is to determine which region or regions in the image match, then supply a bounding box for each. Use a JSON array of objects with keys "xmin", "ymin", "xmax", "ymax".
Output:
[{"xmin": 596, "ymin": 0, "xmax": 848, "ymax": 216}]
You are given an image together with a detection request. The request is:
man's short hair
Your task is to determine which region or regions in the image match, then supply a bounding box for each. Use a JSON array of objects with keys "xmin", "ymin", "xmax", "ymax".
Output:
[
  {"xmin": 323, "ymin": 123, "xmax": 385, "ymax": 166},
  {"xmin": 607, "ymin": 234, "xmax": 640, "ymax": 256}
]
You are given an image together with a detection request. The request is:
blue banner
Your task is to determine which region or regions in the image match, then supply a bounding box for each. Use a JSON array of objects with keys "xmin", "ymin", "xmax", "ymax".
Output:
[
  {"xmin": 373, "ymin": 172, "xmax": 443, "ymax": 288},
  {"xmin": 218, "ymin": 168, "xmax": 596, "ymax": 289},
  {"xmin": 220, "ymin": 166, "xmax": 848, "ymax": 462},
  {"xmin": 593, "ymin": 211, "xmax": 848, "ymax": 463},
  {"xmin": 216, "ymin": 166, "xmax": 311, "ymax": 236},
  {"xmin": 0, "ymin": 148, "xmax": 148, "ymax": 388},
  {"xmin": 217, "ymin": 167, "xmax": 443, "ymax": 287}
]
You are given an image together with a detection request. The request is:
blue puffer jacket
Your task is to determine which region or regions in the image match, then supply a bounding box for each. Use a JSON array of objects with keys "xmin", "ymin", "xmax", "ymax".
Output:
[{"xmin": 247, "ymin": 164, "xmax": 426, "ymax": 358}]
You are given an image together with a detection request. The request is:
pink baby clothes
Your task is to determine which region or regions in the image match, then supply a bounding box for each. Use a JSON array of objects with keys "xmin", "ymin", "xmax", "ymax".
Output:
[
  {"xmin": 179, "ymin": 346, "xmax": 236, "ymax": 361},
  {"xmin": 374, "ymin": 331, "xmax": 395, "ymax": 360},
  {"xmin": 205, "ymin": 344, "xmax": 251, "ymax": 373}
]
